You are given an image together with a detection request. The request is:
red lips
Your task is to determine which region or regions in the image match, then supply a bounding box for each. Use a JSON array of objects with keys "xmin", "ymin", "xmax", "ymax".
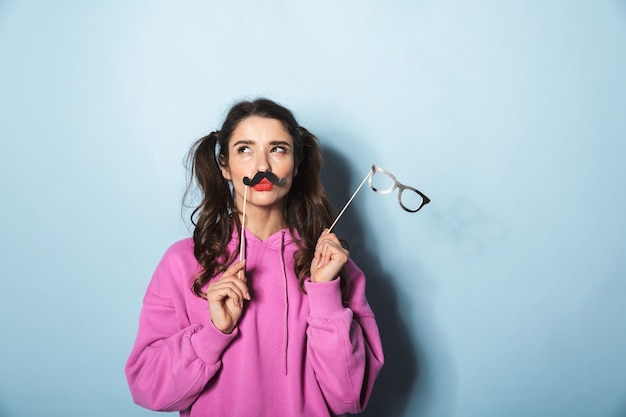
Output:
[{"xmin": 252, "ymin": 178, "xmax": 274, "ymax": 191}]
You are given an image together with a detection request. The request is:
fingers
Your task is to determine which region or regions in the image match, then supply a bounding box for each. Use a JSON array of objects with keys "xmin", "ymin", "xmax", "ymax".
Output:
[
  {"xmin": 207, "ymin": 278, "xmax": 250, "ymax": 307},
  {"xmin": 206, "ymin": 259, "xmax": 252, "ymax": 334},
  {"xmin": 208, "ymin": 260, "xmax": 251, "ymax": 306},
  {"xmin": 223, "ymin": 259, "xmax": 248, "ymax": 282},
  {"xmin": 314, "ymin": 229, "xmax": 349, "ymax": 269}
]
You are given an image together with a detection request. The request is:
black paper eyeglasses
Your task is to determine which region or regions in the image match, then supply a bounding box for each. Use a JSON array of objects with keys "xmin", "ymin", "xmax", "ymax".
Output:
[{"xmin": 328, "ymin": 164, "xmax": 430, "ymax": 232}]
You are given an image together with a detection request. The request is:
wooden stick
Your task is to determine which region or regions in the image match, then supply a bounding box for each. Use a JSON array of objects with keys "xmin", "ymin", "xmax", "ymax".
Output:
[
  {"xmin": 238, "ymin": 186, "xmax": 247, "ymax": 279},
  {"xmin": 328, "ymin": 170, "xmax": 371, "ymax": 232}
]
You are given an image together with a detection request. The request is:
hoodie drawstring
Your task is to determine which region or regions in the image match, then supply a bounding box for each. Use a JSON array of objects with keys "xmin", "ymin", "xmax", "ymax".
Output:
[{"xmin": 279, "ymin": 231, "xmax": 289, "ymax": 376}]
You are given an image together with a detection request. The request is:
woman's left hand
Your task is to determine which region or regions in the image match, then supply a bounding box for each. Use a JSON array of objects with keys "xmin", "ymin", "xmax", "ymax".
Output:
[{"xmin": 310, "ymin": 229, "xmax": 349, "ymax": 283}]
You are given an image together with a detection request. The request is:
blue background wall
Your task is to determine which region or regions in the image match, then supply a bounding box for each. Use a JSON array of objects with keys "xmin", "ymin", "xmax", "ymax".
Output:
[{"xmin": 1, "ymin": 1, "xmax": 625, "ymax": 416}]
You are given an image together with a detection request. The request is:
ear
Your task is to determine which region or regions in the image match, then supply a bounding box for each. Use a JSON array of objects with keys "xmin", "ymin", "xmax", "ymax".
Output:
[{"xmin": 219, "ymin": 154, "xmax": 231, "ymax": 180}]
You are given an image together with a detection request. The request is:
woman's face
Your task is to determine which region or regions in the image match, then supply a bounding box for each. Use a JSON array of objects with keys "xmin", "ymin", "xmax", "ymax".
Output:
[{"xmin": 221, "ymin": 116, "xmax": 297, "ymax": 212}]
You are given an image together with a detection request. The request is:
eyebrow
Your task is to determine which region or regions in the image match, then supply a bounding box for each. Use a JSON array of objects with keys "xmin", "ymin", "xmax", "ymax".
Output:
[
  {"xmin": 269, "ymin": 140, "xmax": 292, "ymax": 148},
  {"xmin": 231, "ymin": 139, "xmax": 292, "ymax": 148},
  {"xmin": 231, "ymin": 139, "xmax": 253, "ymax": 147}
]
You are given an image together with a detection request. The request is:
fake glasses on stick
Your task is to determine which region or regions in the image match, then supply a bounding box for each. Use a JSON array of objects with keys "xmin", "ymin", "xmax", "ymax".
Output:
[{"xmin": 328, "ymin": 164, "xmax": 430, "ymax": 232}]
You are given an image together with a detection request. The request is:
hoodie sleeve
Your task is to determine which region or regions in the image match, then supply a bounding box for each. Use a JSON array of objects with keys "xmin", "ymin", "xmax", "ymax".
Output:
[
  {"xmin": 304, "ymin": 259, "xmax": 385, "ymax": 416},
  {"xmin": 125, "ymin": 242, "xmax": 237, "ymax": 412}
]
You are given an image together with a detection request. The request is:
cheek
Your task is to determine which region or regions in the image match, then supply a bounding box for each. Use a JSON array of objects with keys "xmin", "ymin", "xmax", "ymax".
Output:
[
  {"xmin": 281, "ymin": 156, "xmax": 297, "ymax": 175},
  {"xmin": 222, "ymin": 158, "xmax": 250, "ymax": 181}
]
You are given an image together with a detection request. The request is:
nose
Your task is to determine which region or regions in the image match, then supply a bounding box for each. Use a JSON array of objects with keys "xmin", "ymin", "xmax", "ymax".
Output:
[{"xmin": 254, "ymin": 151, "xmax": 271, "ymax": 173}]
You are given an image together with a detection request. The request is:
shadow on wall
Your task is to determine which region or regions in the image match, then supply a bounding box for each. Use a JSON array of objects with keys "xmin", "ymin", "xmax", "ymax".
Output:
[
  {"xmin": 612, "ymin": 400, "xmax": 626, "ymax": 417},
  {"xmin": 321, "ymin": 148, "xmax": 418, "ymax": 417},
  {"xmin": 0, "ymin": 399, "xmax": 8, "ymax": 417}
]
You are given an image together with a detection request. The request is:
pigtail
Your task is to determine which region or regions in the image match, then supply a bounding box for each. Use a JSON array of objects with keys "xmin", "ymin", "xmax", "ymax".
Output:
[{"xmin": 184, "ymin": 131, "xmax": 237, "ymax": 298}]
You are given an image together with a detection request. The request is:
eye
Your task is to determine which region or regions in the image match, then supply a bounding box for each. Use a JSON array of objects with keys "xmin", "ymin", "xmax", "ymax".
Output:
[
  {"xmin": 271, "ymin": 145, "xmax": 287, "ymax": 153},
  {"xmin": 236, "ymin": 145, "xmax": 251, "ymax": 154}
]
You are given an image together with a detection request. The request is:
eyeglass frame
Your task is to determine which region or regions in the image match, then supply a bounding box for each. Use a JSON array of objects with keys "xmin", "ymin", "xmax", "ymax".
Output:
[
  {"xmin": 327, "ymin": 163, "xmax": 430, "ymax": 232},
  {"xmin": 368, "ymin": 164, "xmax": 430, "ymax": 213}
]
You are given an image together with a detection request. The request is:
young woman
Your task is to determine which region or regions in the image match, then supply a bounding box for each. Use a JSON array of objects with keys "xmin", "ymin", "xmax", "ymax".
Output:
[{"xmin": 125, "ymin": 98, "xmax": 384, "ymax": 417}]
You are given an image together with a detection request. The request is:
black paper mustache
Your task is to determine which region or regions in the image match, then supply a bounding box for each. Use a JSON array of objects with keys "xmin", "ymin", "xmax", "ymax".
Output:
[{"xmin": 243, "ymin": 171, "xmax": 287, "ymax": 187}]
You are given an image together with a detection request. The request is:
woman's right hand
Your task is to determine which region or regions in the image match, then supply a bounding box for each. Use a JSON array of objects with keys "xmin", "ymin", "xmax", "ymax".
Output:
[{"xmin": 206, "ymin": 259, "xmax": 250, "ymax": 334}]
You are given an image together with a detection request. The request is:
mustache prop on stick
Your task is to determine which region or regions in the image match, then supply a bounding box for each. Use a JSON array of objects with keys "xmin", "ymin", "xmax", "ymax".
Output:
[{"xmin": 243, "ymin": 172, "xmax": 287, "ymax": 187}]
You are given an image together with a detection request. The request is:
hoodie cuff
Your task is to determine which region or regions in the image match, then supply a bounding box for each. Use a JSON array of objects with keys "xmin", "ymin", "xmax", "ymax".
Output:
[
  {"xmin": 305, "ymin": 278, "xmax": 345, "ymax": 318},
  {"xmin": 190, "ymin": 324, "xmax": 238, "ymax": 364}
]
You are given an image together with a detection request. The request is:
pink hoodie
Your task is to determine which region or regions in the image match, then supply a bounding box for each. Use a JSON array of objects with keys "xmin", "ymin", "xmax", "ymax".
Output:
[{"xmin": 126, "ymin": 228, "xmax": 384, "ymax": 416}]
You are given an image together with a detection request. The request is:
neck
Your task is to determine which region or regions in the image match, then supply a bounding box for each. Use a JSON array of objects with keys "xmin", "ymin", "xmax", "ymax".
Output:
[{"xmin": 239, "ymin": 204, "xmax": 288, "ymax": 241}]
